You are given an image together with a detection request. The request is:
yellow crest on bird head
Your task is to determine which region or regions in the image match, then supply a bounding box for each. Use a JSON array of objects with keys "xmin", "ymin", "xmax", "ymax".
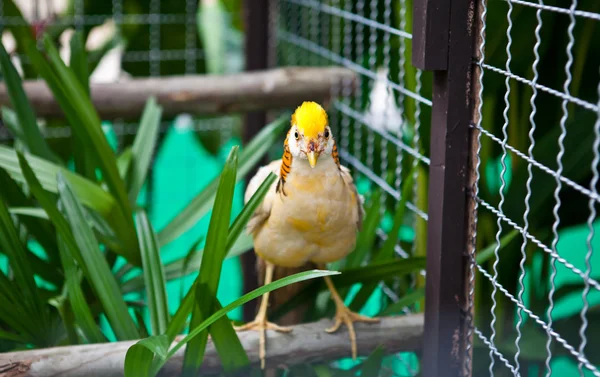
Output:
[{"xmin": 291, "ymin": 101, "xmax": 328, "ymax": 139}]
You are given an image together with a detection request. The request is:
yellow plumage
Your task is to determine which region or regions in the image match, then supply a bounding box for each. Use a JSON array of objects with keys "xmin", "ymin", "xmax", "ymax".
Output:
[
  {"xmin": 236, "ymin": 101, "xmax": 377, "ymax": 369},
  {"xmin": 290, "ymin": 101, "xmax": 329, "ymax": 139}
]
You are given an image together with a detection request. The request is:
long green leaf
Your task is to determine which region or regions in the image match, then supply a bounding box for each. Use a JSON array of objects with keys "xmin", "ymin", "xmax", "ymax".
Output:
[
  {"xmin": 359, "ymin": 345, "xmax": 384, "ymax": 376},
  {"xmin": 68, "ymin": 30, "xmax": 95, "ymax": 180},
  {"xmin": 0, "ymin": 196, "xmax": 46, "ymax": 326},
  {"xmin": 25, "ymin": 34, "xmax": 139, "ymax": 264},
  {"xmin": 349, "ymin": 166, "xmax": 417, "ymax": 311},
  {"xmin": 0, "ymin": 329, "xmax": 29, "ymax": 344},
  {"xmin": 1, "ymin": 146, "xmax": 135, "ymax": 261},
  {"xmin": 56, "ymin": 172, "xmax": 139, "ymax": 340},
  {"xmin": 124, "ymin": 269, "xmax": 340, "ymax": 377},
  {"xmin": 125, "ymin": 335, "xmax": 170, "ymax": 377},
  {"xmin": 0, "ymin": 42, "xmax": 55, "ymax": 162},
  {"xmin": 1, "ymin": 107, "xmax": 23, "ymax": 140},
  {"xmin": 121, "ymin": 231, "xmax": 254, "ymax": 295},
  {"xmin": 136, "ymin": 210, "xmax": 170, "ymax": 335},
  {"xmin": 344, "ymin": 190, "xmax": 381, "ymax": 269},
  {"xmin": 41, "ymin": 34, "xmax": 132, "ymax": 217},
  {"xmin": 157, "ymin": 113, "xmax": 289, "ymax": 246},
  {"xmin": 128, "ymin": 98, "xmax": 162, "ymax": 204},
  {"xmin": 162, "ymin": 172, "xmax": 277, "ymax": 340},
  {"xmin": 0, "ymin": 167, "xmax": 59, "ymax": 262},
  {"xmin": 475, "ymin": 229, "xmax": 519, "ymax": 264},
  {"xmin": 183, "ymin": 146, "xmax": 248, "ymax": 376},
  {"xmin": 0, "ymin": 146, "xmax": 115, "ymax": 217},
  {"xmin": 57, "ymin": 234, "xmax": 106, "ymax": 343},
  {"xmin": 69, "ymin": 31, "xmax": 90, "ymax": 96},
  {"xmin": 379, "ymin": 288, "xmax": 425, "ymax": 316},
  {"xmin": 271, "ymin": 257, "xmax": 426, "ymax": 321}
]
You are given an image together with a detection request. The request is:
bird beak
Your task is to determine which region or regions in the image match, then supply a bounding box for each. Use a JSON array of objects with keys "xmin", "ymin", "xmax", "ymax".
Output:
[
  {"xmin": 307, "ymin": 151, "xmax": 318, "ymax": 168},
  {"xmin": 306, "ymin": 139, "xmax": 319, "ymax": 168}
]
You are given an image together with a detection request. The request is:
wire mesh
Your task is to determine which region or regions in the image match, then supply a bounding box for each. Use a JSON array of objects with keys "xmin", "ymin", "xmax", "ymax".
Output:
[
  {"xmin": 469, "ymin": 0, "xmax": 600, "ymax": 376},
  {"xmin": 275, "ymin": 0, "xmax": 430, "ymax": 374}
]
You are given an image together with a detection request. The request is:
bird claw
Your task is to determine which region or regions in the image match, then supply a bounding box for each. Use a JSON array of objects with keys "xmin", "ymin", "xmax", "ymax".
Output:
[
  {"xmin": 233, "ymin": 318, "xmax": 292, "ymax": 369},
  {"xmin": 325, "ymin": 305, "xmax": 379, "ymax": 359},
  {"xmin": 234, "ymin": 319, "xmax": 293, "ymax": 333}
]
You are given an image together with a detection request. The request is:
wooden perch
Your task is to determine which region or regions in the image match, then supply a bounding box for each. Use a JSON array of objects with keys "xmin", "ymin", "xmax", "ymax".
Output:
[
  {"xmin": 0, "ymin": 67, "xmax": 356, "ymax": 120},
  {"xmin": 0, "ymin": 314, "xmax": 423, "ymax": 377}
]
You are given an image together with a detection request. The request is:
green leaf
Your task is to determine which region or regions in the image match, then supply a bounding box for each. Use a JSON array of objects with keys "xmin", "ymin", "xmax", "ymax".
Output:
[
  {"xmin": 9, "ymin": 206, "xmax": 49, "ymax": 219},
  {"xmin": 121, "ymin": 231, "xmax": 254, "ymax": 295},
  {"xmin": 271, "ymin": 257, "xmax": 426, "ymax": 321},
  {"xmin": 343, "ymin": 189, "xmax": 381, "ymax": 269},
  {"xmin": 68, "ymin": 30, "xmax": 94, "ymax": 180},
  {"xmin": 57, "ymin": 234, "xmax": 105, "ymax": 343},
  {"xmin": 0, "ymin": 196, "xmax": 46, "ymax": 324},
  {"xmin": 136, "ymin": 210, "xmax": 170, "ymax": 335},
  {"xmin": 26, "ymin": 34, "xmax": 139, "ymax": 264},
  {"xmin": 41, "ymin": 34, "xmax": 131, "ymax": 215},
  {"xmin": 475, "ymin": 229, "xmax": 519, "ymax": 265},
  {"xmin": 183, "ymin": 146, "xmax": 248, "ymax": 376},
  {"xmin": 349, "ymin": 166, "xmax": 417, "ymax": 312},
  {"xmin": 204, "ymin": 298, "xmax": 250, "ymax": 373},
  {"xmin": 117, "ymin": 147, "xmax": 133, "ymax": 179},
  {"xmin": 0, "ymin": 329, "xmax": 29, "ymax": 344},
  {"xmin": 0, "ymin": 41, "xmax": 55, "ymax": 162},
  {"xmin": 69, "ymin": 31, "xmax": 90, "ymax": 97},
  {"xmin": 1, "ymin": 107, "xmax": 24, "ymax": 140},
  {"xmin": 379, "ymin": 288, "xmax": 425, "ymax": 316},
  {"xmin": 179, "ymin": 236, "xmax": 204, "ymax": 301},
  {"xmin": 133, "ymin": 270, "xmax": 340, "ymax": 377},
  {"xmin": 359, "ymin": 345, "xmax": 385, "ymax": 376},
  {"xmin": 124, "ymin": 335, "xmax": 170, "ymax": 377},
  {"xmin": 128, "ymin": 97, "xmax": 162, "ymax": 204},
  {"xmin": 0, "ymin": 167, "xmax": 59, "ymax": 262},
  {"xmin": 157, "ymin": 113, "xmax": 289, "ymax": 246},
  {"xmin": 226, "ymin": 172, "xmax": 277, "ymax": 252},
  {"xmin": 161, "ymin": 171, "xmax": 277, "ymax": 340},
  {"xmin": 56, "ymin": 171, "xmax": 139, "ymax": 340},
  {"xmin": 335, "ymin": 257, "xmax": 426, "ymax": 287},
  {"xmin": 0, "ymin": 146, "xmax": 116, "ymax": 218}
]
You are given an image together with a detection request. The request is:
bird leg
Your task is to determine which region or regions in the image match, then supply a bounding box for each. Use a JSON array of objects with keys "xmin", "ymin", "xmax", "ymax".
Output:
[
  {"xmin": 319, "ymin": 264, "xmax": 379, "ymax": 360},
  {"xmin": 233, "ymin": 262, "xmax": 292, "ymax": 369}
]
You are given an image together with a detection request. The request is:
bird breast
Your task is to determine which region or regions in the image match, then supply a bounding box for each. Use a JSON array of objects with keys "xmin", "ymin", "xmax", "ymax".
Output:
[{"xmin": 254, "ymin": 157, "xmax": 360, "ymax": 267}]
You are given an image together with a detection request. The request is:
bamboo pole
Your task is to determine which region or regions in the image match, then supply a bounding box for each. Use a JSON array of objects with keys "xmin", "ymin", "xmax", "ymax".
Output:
[
  {"xmin": 0, "ymin": 315, "xmax": 423, "ymax": 377},
  {"xmin": 0, "ymin": 67, "xmax": 356, "ymax": 120}
]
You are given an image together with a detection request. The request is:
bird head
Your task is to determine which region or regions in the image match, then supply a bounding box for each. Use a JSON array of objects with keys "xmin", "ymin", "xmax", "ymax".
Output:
[{"xmin": 287, "ymin": 101, "xmax": 335, "ymax": 168}]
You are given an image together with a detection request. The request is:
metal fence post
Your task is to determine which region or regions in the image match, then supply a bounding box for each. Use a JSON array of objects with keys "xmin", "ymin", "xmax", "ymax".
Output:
[
  {"xmin": 412, "ymin": 0, "xmax": 480, "ymax": 376},
  {"xmin": 242, "ymin": 0, "xmax": 271, "ymax": 322}
]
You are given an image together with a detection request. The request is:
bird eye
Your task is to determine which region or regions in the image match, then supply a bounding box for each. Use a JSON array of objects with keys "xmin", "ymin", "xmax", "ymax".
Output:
[
  {"xmin": 324, "ymin": 129, "xmax": 330, "ymax": 138},
  {"xmin": 294, "ymin": 131, "xmax": 299, "ymax": 140}
]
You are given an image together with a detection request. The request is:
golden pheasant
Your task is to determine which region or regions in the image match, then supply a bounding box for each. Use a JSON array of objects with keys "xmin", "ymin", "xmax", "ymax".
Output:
[{"xmin": 236, "ymin": 101, "xmax": 378, "ymax": 368}]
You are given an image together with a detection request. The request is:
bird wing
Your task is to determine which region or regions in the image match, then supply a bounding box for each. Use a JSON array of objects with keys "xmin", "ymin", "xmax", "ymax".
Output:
[
  {"xmin": 244, "ymin": 159, "xmax": 281, "ymax": 235},
  {"xmin": 340, "ymin": 164, "xmax": 365, "ymax": 231}
]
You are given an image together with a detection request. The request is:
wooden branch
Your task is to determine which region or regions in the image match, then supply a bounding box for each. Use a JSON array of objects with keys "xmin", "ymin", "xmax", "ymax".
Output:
[
  {"xmin": 0, "ymin": 315, "xmax": 423, "ymax": 377},
  {"xmin": 0, "ymin": 67, "xmax": 356, "ymax": 120}
]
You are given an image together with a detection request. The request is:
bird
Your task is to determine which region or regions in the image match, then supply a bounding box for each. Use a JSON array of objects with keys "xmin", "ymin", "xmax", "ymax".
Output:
[{"xmin": 235, "ymin": 101, "xmax": 379, "ymax": 369}]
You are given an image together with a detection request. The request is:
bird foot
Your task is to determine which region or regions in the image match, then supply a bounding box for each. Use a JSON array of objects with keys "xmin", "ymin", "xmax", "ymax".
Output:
[
  {"xmin": 233, "ymin": 318, "xmax": 292, "ymax": 369},
  {"xmin": 325, "ymin": 304, "xmax": 379, "ymax": 360}
]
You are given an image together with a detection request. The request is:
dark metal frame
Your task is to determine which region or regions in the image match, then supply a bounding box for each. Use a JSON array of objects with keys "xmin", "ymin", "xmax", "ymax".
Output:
[{"xmin": 413, "ymin": 0, "xmax": 480, "ymax": 376}]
